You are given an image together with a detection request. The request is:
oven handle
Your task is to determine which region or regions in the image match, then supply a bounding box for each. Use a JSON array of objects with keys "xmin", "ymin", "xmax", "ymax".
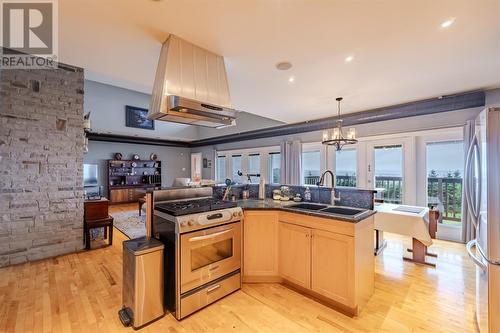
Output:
[{"xmin": 189, "ymin": 229, "xmax": 232, "ymax": 242}]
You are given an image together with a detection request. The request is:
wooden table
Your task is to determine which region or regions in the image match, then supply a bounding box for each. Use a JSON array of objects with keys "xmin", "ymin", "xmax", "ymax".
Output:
[{"xmin": 374, "ymin": 203, "xmax": 439, "ymax": 267}]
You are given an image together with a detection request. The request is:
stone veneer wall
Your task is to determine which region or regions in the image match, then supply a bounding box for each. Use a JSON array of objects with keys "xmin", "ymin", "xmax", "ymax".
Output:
[{"xmin": 0, "ymin": 65, "xmax": 85, "ymax": 267}]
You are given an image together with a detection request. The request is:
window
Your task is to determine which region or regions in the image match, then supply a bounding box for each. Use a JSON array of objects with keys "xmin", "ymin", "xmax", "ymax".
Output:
[
  {"xmin": 374, "ymin": 145, "xmax": 403, "ymax": 204},
  {"xmin": 248, "ymin": 154, "xmax": 260, "ymax": 183},
  {"xmin": 335, "ymin": 149, "xmax": 357, "ymax": 187},
  {"xmin": 426, "ymin": 140, "xmax": 464, "ymax": 225},
  {"xmin": 232, "ymin": 155, "xmax": 242, "ymax": 183},
  {"xmin": 216, "ymin": 146, "xmax": 280, "ymax": 185},
  {"xmin": 268, "ymin": 152, "xmax": 281, "ymax": 184},
  {"xmin": 302, "ymin": 150, "xmax": 320, "ymax": 185},
  {"xmin": 216, "ymin": 156, "xmax": 226, "ymax": 182}
]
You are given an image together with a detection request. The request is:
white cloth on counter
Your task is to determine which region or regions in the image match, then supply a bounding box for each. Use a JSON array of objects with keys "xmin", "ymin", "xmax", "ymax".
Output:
[{"xmin": 374, "ymin": 203, "xmax": 433, "ymax": 247}]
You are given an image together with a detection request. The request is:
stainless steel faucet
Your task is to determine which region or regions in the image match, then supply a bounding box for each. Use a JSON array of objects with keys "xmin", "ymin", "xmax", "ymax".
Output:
[{"xmin": 316, "ymin": 170, "xmax": 341, "ymax": 205}]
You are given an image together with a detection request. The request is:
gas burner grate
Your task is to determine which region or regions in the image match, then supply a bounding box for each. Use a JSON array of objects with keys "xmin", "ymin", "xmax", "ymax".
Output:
[{"xmin": 155, "ymin": 198, "xmax": 237, "ymax": 216}]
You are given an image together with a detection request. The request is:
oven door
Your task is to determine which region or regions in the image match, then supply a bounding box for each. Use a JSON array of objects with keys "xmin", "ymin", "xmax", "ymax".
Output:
[{"xmin": 180, "ymin": 221, "xmax": 241, "ymax": 293}]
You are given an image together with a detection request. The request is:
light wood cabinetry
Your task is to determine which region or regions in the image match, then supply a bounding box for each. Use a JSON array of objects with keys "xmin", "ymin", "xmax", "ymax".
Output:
[
  {"xmin": 311, "ymin": 229, "xmax": 354, "ymax": 306},
  {"xmin": 242, "ymin": 209, "xmax": 374, "ymax": 317},
  {"xmin": 243, "ymin": 211, "xmax": 279, "ymax": 282},
  {"xmin": 278, "ymin": 222, "xmax": 311, "ymax": 288}
]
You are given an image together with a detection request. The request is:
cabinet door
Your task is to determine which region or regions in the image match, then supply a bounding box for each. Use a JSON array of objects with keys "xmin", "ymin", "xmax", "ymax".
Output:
[
  {"xmin": 243, "ymin": 211, "xmax": 279, "ymax": 278},
  {"xmin": 311, "ymin": 229, "xmax": 354, "ymax": 306},
  {"xmin": 278, "ymin": 222, "xmax": 311, "ymax": 288},
  {"xmin": 110, "ymin": 189, "xmax": 128, "ymax": 203}
]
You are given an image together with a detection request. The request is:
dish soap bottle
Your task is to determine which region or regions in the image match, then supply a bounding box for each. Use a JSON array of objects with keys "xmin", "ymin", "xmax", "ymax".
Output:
[{"xmin": 304, "ymin": 187, "xmax": 311, "ymax": 202}]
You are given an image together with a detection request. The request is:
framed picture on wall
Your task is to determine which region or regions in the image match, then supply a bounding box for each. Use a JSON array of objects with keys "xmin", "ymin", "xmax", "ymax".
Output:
[{"xmin": 125, "ymin": 105, "xmax": 154, "ymax": 130}]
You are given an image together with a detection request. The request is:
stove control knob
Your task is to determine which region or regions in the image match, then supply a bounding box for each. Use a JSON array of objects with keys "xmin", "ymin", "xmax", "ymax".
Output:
[
  {"xmin": 188, "ymin": 219, "xmax": 195, "ymax": 226},
  {"xmin": 238, "ymin": 212, "xmax": 243, "ymax": 217},
  {"xmin": 232, "ymin": 212, "xmax": 238, "ymax": 218}
]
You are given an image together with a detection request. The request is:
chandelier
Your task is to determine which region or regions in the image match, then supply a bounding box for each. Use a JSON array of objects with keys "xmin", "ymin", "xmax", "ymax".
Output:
[{"xmin": 321, "ymin": 97, "xmax": 357, "ymax": 150}]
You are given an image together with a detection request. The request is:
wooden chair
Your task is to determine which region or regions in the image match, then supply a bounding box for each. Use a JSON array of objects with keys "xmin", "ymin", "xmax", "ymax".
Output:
[{"xmin": 84, "ymin": 198, "xmax": 113, "ymax": 249}]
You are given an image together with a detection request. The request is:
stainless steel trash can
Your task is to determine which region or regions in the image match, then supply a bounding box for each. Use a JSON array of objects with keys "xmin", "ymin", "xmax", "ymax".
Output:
[{"xmin": 120, "ymin": 237, "xmax": 165, "ymax": 328}]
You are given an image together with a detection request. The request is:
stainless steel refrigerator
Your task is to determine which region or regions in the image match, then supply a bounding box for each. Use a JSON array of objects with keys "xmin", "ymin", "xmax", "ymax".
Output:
[{"xmin": 466, "ymin": 107, "xmax": 500, "ymax": 333}]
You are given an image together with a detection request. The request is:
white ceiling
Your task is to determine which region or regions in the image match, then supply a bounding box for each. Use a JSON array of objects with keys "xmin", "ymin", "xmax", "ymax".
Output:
[{"xmin": 60, "ymin": 0, "xmax": 500, "ymax": 123}]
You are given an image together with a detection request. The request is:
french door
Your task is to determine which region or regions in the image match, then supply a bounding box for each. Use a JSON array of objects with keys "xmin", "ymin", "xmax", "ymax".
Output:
[{"xmin": 365, "ymin": 138, "xmax": 415, "ymax": 205}]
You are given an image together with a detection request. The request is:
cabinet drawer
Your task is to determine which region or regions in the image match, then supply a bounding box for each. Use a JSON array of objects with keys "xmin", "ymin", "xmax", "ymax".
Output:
[
  {"xmin": 179, "ymin": 272, "xmax": 241, "ymax": 319},
  {"xmin": 279, "ymin": 212, "xmax": 354, "ymax": 236}
]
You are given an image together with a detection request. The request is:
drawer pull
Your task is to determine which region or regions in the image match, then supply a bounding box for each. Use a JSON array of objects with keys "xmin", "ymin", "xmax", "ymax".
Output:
[{"xmin": 207, "ymin": 284, "xmax": 221, "ymax": 293}]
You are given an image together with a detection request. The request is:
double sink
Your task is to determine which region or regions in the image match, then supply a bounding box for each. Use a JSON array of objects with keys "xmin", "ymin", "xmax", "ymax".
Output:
[{"xmin": 288, "ymin": 203, "xmax": 368, "ymax": 219}]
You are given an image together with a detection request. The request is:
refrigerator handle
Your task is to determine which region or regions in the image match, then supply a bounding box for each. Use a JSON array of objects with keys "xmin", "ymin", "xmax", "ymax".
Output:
[
  {"xmin": 466, "ymin": 239, "xmax": 487, "ymax": 271},
  {"xmin": 464, "ymin": 135, "xmax": 477, "ymax": 226},
  {"xmin": 475, "ymin": 136, "xmax": 482, "ymax": 222}
]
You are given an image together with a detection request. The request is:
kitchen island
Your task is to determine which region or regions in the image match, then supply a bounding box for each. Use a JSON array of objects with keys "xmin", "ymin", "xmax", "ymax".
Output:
[{"xmin": 238, "ymin": 199, "xmax": 376, "ymax": 316}]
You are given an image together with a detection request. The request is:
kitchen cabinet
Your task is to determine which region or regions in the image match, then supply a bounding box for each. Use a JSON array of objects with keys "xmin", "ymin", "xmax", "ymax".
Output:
[
  {"xmin": 278, "ymin": 222, "xmax": 311, "ymax": 289},
  {"xmin": 241, "ymin": 208, "xmax": 374, "ymax": 316},
  {"xmin": 311, "ymin": 229, "xmax": 354, "ymax": 306},
  {"xmin": 243, "ymin": 211, "xmax": 279, "ymax": 282}
]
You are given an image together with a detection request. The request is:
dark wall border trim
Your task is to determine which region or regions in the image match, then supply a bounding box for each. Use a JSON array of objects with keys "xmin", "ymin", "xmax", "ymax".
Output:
[
  {"xmin": 87, "ymin": 90, "xmax": 485, "ymax": 148},
  {"xmin": 86, "ymin": 132, "xmax": 192, "ymax": 148},
  {"xmin": 192, "ymin": 90, "xmax": 485, "ymax": 147}
]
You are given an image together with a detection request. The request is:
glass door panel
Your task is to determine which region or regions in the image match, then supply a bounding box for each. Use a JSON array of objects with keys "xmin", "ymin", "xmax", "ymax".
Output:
[
  {"xmin": 248, "ymin": 154, "xmax": 260, "ymax": 183},
  {"xmin": 232, "ymin": 155, "xmax": 242, "ymax": 183},
  {"xmin": 302, "ymin": 150, "xmax": 320, "ymax": 185},
  {"xmin": 373, "ymin": 145, "xmax": 403, "ymax": 204},
  {"xmin": 268, "ymin": 152, "xmax": 281, "ymax": 184},
  {"xmin": 335, "ymin": 148, "xmax": 357, "ymax": 187},
  {"xmin": 426, "ymin": 140, "xmax": 464, "ymax": 225},
  {"xmin": 216, "ymin": 156, "xmax": 226, "ymax": 182}
]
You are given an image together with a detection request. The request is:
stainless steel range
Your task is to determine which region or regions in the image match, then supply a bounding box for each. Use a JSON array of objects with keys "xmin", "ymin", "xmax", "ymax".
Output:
[{"xmin": 151, "ymin": 187, "xmax": 242, "ymax": 320}]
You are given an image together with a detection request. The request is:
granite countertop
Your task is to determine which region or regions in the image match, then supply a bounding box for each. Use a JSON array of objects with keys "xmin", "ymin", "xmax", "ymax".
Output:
[{"xmin": 237, "ymin": 199, "xmax": 376, "ymax": 223}]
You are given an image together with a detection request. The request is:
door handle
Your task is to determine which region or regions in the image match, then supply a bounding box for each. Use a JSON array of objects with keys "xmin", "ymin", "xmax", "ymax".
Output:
[{"xmin": 466, "ymin": 239, "xmax": 487, "ymax": 271}]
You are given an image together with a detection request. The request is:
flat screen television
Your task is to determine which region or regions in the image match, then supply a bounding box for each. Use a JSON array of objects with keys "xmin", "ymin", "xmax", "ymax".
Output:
[{"xmin": 83, "ymin": 164, "xmax": 98, "ymax": 187}]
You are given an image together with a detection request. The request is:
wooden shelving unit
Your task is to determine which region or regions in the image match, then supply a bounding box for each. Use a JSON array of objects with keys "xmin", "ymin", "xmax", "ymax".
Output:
[{"xmin": 107, "ymin": 159, "xmax": 162, "ymax": 204}]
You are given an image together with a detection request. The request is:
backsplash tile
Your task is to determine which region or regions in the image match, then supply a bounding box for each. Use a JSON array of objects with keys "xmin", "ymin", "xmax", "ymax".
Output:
[{"xmin": 214, "ymin": 183, "xmax": 375, "ymax": 209}]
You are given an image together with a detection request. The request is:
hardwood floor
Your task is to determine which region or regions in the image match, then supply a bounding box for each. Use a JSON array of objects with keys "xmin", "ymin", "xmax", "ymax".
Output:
[{"xmin": 0, "ymin": 204, "xmax": 477, "ymax": 332}]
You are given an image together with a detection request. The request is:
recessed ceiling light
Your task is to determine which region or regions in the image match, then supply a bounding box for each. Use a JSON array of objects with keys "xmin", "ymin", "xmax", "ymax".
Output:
[
  {"xmin": 288, "ymin": 76, "xmax": 295, "ymax": 83},
  {"xmin": 276, "ymin": 61, "xmax": 292, "ymax": 70},
  {"xmin": 440, "ymin": 18, "xmax": 455, "ymax": 28},
  {"xmin": 345, "ymin": 56, "xmax": 354, "ymax": 63}
]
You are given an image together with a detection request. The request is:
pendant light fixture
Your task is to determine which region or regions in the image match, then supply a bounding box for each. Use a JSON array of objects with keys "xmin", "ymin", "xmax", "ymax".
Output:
[{"xmin": 321, "ymin": 97, "xmax": 357, "ymax": 150}]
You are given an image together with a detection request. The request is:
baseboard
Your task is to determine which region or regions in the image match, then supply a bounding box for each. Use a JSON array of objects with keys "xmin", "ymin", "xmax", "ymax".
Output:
[
  {"xmin": 243, "ymin": 275, "xmax": 283, "ymax": 283},
  {"xmin": 281, "ymin": 279, "xmax": 358, "ymax": 317}
]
